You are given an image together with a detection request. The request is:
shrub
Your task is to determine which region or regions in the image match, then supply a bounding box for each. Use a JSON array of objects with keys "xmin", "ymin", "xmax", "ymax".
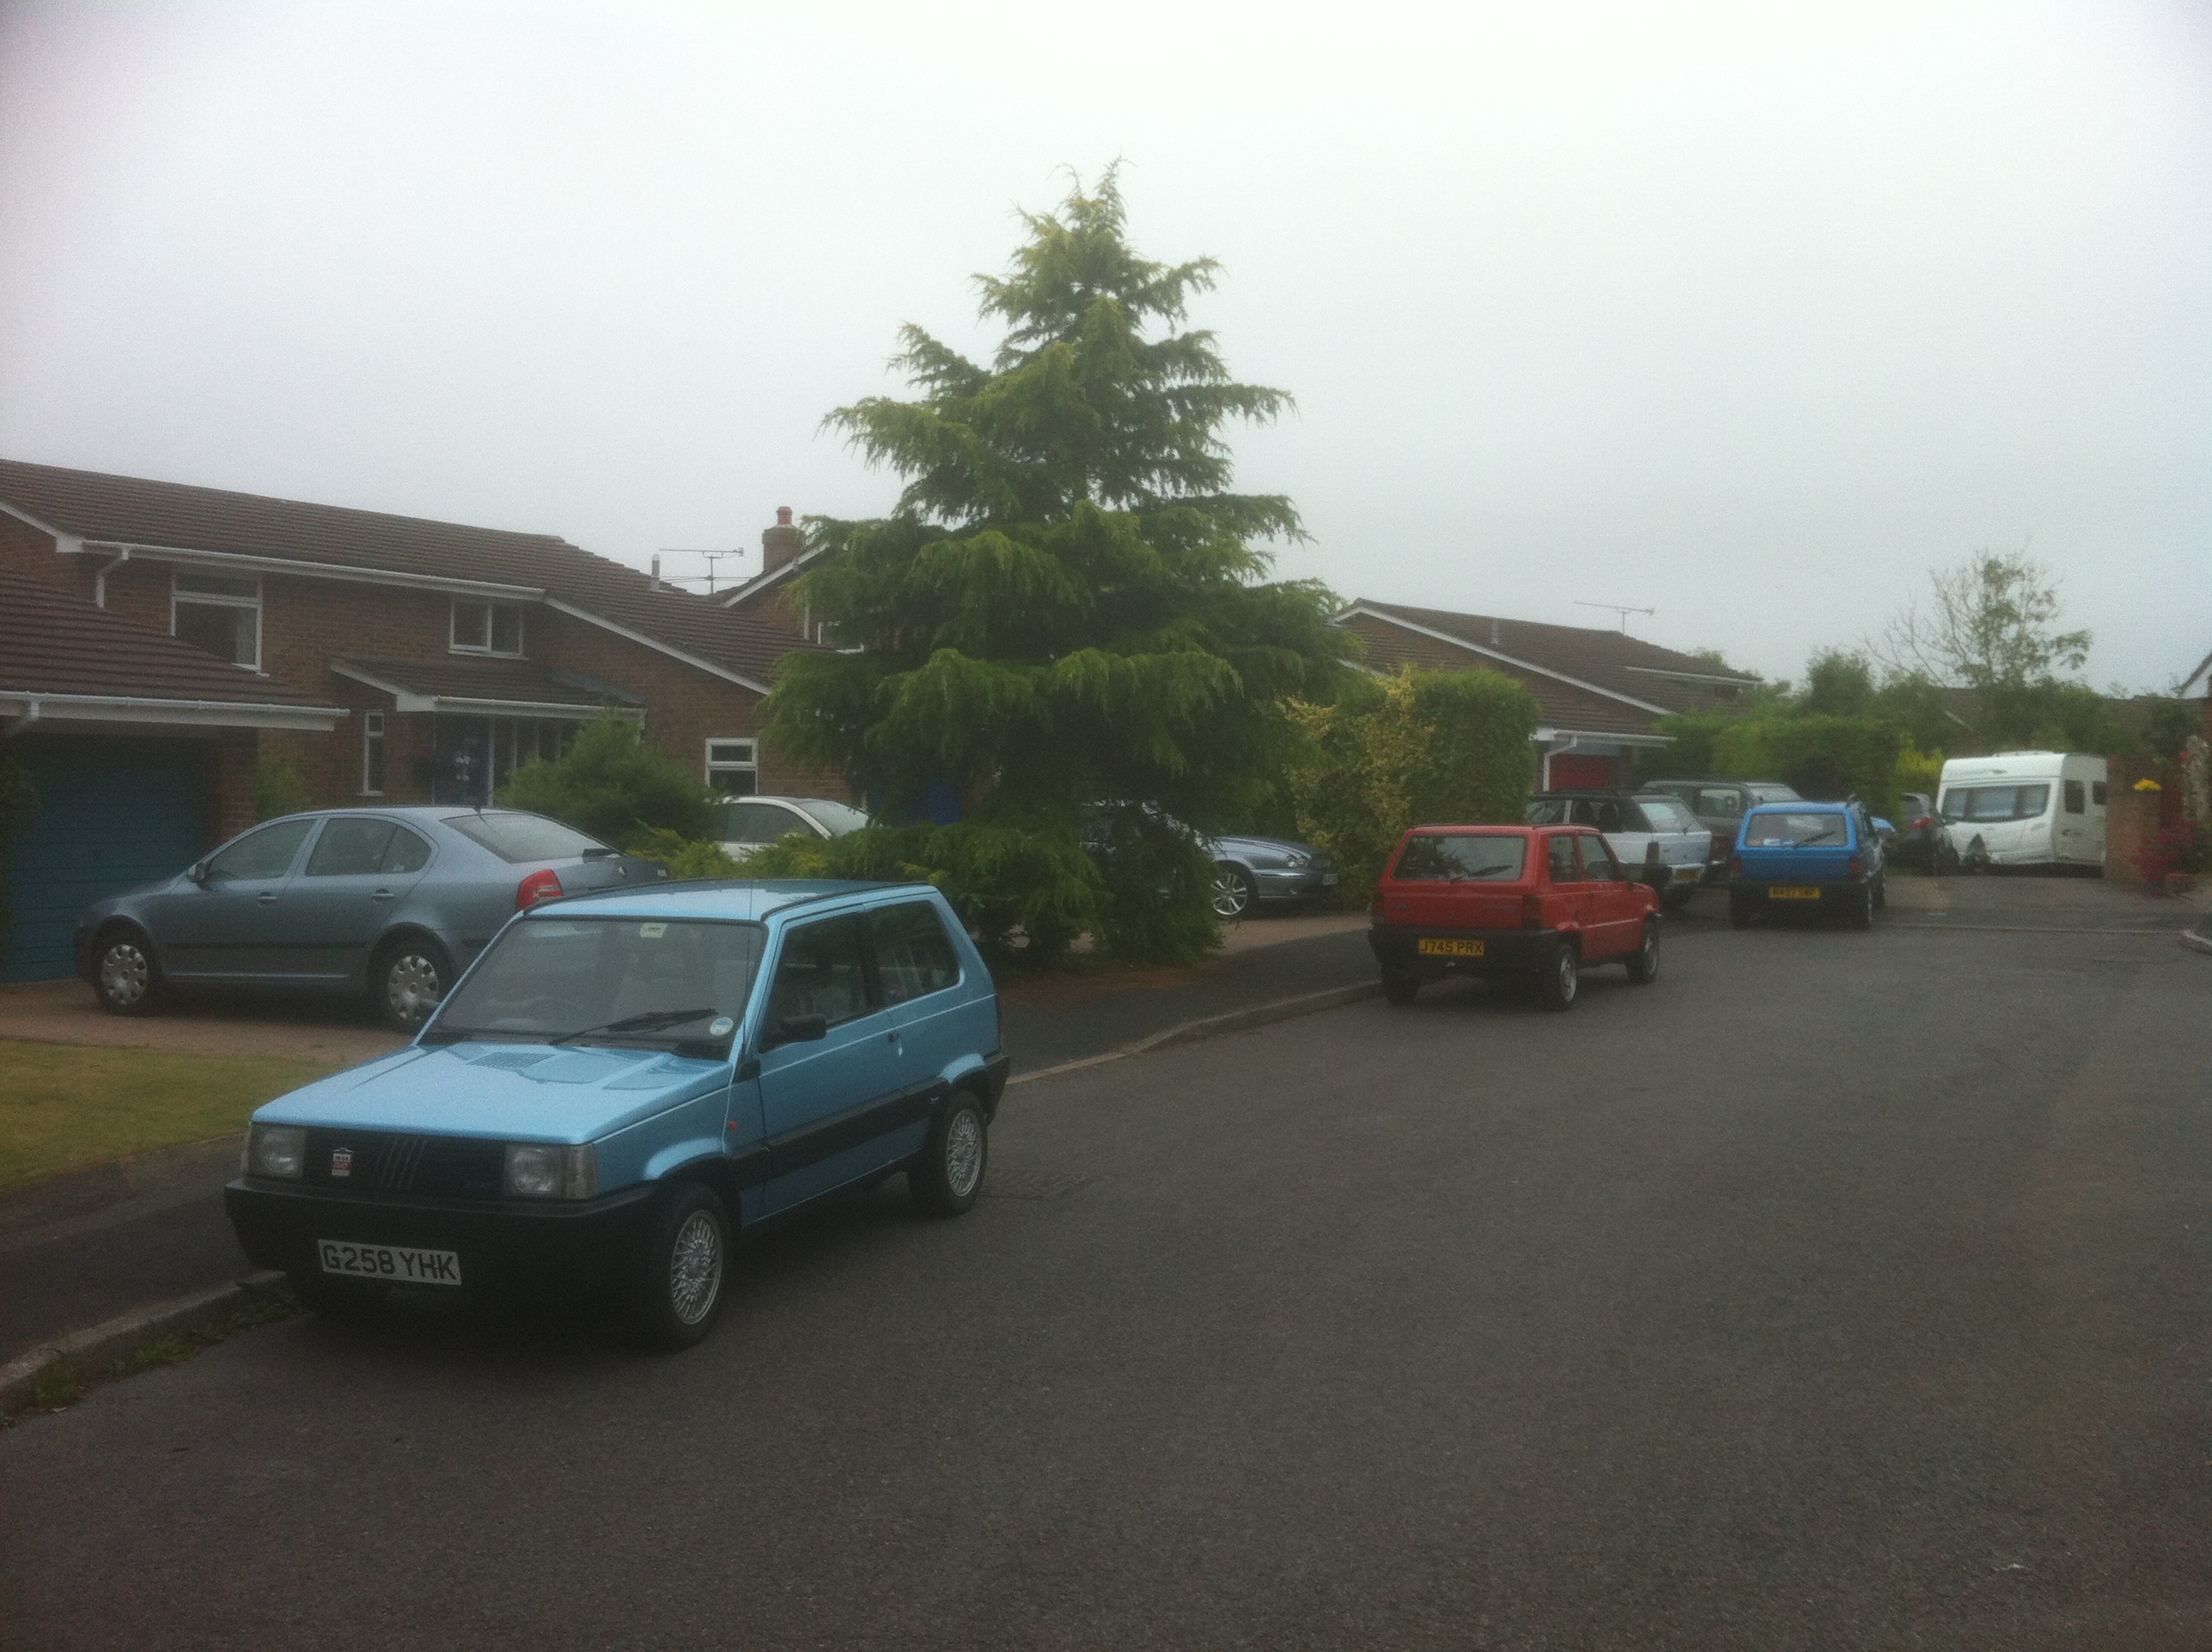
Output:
[
  {"xmin": 253, "ymin": 753, "xmax": 311, "ymax": 821},
  {"xmin": 1084, "ymin": 804, "xmax": 1219, "ymax": 966},
  {"xmin": 1710, "ymin": 716, "xmax": 1905, "ymax": 818},
  {"xmin": 742, "ymin": 819, "xmax": 1101, "ymax": 966},
  {"xmin": 1289, "ymin": 667, "xmax": 1539, "ymax": 899},
  {"xmin": 1895, "ymin": 736, "xmax": 1944, "ymax": 802},
  {"xmin": 623, "ymin": 828, "xmax": 745, "ymax": 881},
  {"xmin": 498, "ymin": 713, "xmax": 715, "ymax": 844}
]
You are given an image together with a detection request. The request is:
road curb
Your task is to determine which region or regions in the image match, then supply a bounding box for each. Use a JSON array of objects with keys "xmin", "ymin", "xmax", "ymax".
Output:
[
  {"xmin": 0, "ymin": 1270, "xmax": 289, "ymax": 1416},
  {"xmin": 1009, "ymin": 980, "xmax": 1380, "ymax": 1089},
  {"xmin": 2182, "ymin": 928, "xmax": 2212, "ymax": 957}
]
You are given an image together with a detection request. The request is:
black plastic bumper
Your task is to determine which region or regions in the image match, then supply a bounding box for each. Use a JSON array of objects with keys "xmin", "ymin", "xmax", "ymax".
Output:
[
  {"xmin": 225, "ymin": 1178, "xmax": 659, "ymax": 1294},
  {"xmin": 981, "ymin": 1052, "xmax": 1011, "ymax": 1117},
  {"xmin": 1367, "ymin": 926, "xmax": 1556, "ymax": 979}
]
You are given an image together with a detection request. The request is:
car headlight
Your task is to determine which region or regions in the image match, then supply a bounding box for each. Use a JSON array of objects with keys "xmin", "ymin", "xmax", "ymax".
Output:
[
  {"xmin": 247, "ymin": 1124, "xmax": 306, "ymax": 1179},
  {"xmin": 503, "ymin": 1142, "xmax": 598, "ymax": 1200},
  {"xmin": 1283, "ymin": 852, "xmax": 1311, "ymax": 868}
]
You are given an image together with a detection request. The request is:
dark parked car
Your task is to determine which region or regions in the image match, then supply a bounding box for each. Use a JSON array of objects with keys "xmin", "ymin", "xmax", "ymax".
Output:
[
  {"xmin": 1889, "ymin": 791, "xmax": 1949, "ymax": 870},
  {"xmin": 1640, "ymin": 778, "xmax": 1802, "ymax": 879},
  {"xmin": 78, "ymin": 808, "xmax": 670, "ymax": 1029}
]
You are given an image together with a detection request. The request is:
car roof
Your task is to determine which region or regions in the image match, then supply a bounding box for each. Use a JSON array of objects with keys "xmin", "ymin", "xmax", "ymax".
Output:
[
  {"xmin": 521, "ymin": 878, "xmax": 928, "ymax": 922},
  {"xmin": 1409, "ymin": 823, "xmax": 1578, "ymax": 835},
  {"xmin": 1743, "ymin": 800, "xmax": 1848, "ymax": 813}
]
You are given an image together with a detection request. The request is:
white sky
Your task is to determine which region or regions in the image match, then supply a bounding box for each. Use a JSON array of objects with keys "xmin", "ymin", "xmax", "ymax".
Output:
[{"xmin": 2, "ymin": 1, "xmax": 2206, "ymax": 689}]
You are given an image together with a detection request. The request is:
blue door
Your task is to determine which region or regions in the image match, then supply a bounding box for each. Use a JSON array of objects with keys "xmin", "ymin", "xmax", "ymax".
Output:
[
  {"xmin": 754, "ymin": 914, "xmax": 911, "ymax": 1213},
  {"xmin": 1, "ymin": 737, "xmax": 207, "ymax": 984}
]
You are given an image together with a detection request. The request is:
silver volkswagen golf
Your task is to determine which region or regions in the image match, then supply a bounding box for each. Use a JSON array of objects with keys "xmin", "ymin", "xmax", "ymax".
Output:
[{"xmin": 75, "ymin": 808, "xmax": 669, "ymax": 1028}]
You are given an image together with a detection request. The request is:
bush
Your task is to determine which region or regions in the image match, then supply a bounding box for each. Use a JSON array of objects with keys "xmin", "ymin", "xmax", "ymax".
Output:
[
  {"xmin": 497, "ymin": 713, "xmax": 715, "ymax": 844},
  {"xmin": 1084, "ymin": 805, "xmax": 1219, "ymax": 965},
  {"xmin": 623, "ymin": 828, "xmax": 745, "ymax": 881},
  {"xmin": 0, "ymin": 744, "xmax": 37, "ymax": 971},
  {"xmin": 253, "ymin": 753, "xmax": 311, "ymax": 821},
  {"xmin": 1289, "ymin": 667, "xmax": 1539, "ymax": 899},
  {"xmin": 1710, "ymin": 715, "xmax": 1905, "ymax": 817},
  {"xmin": 743, "ymin": 819, "xmax": 1101, "ymax": 966}
]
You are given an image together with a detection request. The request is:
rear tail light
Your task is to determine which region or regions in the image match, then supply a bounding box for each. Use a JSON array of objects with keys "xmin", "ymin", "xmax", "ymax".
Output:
[
  {"xmin": 1728, "ymin": 855, "xmax": 1743, "ymax": 876},
  {"xmin": 1848, "ymin": 856, "xmax": 1864, "ymax": 879},
  {"xmin": 516, "ymin": 869, "xmax": 564, "ymax": 910},
  {"xmin": 1912, "ymin": 817, "xmax": 1932, "ymax": 831},
  {"xmin": 1521, "ymin": 893, "xmax": 1544, "ymax": 929}
]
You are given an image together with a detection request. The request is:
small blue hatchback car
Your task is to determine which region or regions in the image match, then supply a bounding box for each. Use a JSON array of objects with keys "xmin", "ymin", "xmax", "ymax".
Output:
[
  {"xmin": 1726, "ymin": 801, "xmax": 1889, "ymax": 931},
  {"xmin": 225, "ymin": 880, "xmax": 1009, "ymax": 1348}
]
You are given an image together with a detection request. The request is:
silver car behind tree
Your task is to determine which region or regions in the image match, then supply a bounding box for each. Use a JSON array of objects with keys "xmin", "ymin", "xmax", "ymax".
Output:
[{"xmin": 75, "ymin": 807, "xmax": 669, "ymax": 1029}]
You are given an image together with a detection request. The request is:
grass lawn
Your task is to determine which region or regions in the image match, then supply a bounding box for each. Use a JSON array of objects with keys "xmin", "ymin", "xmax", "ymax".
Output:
[{"xmin": 0, "ymin": 1040, "xmax": 336, "ymax": 1193}]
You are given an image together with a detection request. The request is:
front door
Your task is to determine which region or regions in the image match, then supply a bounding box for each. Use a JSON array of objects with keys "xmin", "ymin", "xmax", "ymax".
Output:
[
  {"xmin": 151, "ymin": 817, "xmax": 316, "ymax": 979},
  {"xmin": 281, "ymin": 818, "xmax": 435, "ymax": 983},
  {"xmin": 755, "ymin": 914, "xmax": 911, "ymax": 1213},
  {"xmin": 1575, "ymin": 834, "xmax": 1640, "ymax": 960}
]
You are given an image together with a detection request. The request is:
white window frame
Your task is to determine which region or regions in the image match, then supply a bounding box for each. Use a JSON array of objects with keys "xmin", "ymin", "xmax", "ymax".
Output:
[
  {"xmin": 705, "ymin": 737, "xmax": 759, "ymax": 794},
  {"xmin": 170, "ymin": 572, "xmax": 263, "ymax": 672},
  {"xmin": 361, "ymin": 711, "xmax": 387, "ymax": 795},
  {"xmin": 450, "ymin": 598, "xmax": 526, "ymax": 657}
]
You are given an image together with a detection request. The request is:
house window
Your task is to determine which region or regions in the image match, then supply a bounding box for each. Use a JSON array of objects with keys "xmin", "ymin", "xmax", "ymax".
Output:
[
  {"xmin": 450, "ymin": 599, "xmax": 525, "ymax": 656},
  {"xmin": 362, "ymin": 712, "xmax": 387, "ymax": 794},
  {"xmin": 706, "ymin": 738, "xmax": 758, "ymax": 795},
  {"xmin": 172, "ymin": 573, "xmax": 261, "ymax": 670}
]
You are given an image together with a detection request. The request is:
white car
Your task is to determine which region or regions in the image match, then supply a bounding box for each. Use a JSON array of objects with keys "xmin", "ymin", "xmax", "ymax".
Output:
[
  {"xmin": 1525, "ymin": 791, "xmax": 1715, "ymax": 910},
  {"xmin": 713, "ymin": 795, "xmax": 871, "ymax": 861}
]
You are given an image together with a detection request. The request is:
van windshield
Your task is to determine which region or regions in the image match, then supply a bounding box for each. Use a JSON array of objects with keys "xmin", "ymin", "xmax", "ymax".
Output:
[
  {"xmin": 1394, "ymin": 835, "xmax": 1528, "ymax": 881},
  {"xmin": 1940, "ymin": 784, "xmax": 2051, "ymax": 823}
]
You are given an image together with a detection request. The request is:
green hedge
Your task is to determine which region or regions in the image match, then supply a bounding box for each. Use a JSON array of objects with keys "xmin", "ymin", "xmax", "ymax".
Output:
[
  {"xmin": 1289, "ymin": 667, "xmax": 1539, "ymax": 898},
  {"xmin": 498, "ymin": 713, "xmax": 715, "ymax": 844},
  {"xmin": 1710, "ymin": 715, "xmax": 1905, "ymax": 817}
]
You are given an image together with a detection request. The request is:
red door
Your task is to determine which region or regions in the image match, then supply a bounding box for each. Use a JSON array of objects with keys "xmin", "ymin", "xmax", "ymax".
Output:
[
  {"xmin": 1575, "ymin": 833, "xmax": 1639, "ymax": 958},
  {"xmin": 1549, "ymin": 754, "xmax": 1614, "ymax": 789}
]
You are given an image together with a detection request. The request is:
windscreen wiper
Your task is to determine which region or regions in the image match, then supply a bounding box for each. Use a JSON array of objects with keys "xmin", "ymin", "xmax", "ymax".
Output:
[
  {"xmin": 551, "ymin": 1008, "xmax": 719, "ymax": 1046},
  {"xmin": 1796, "ymin": 829, "xmax": 1842, "ymax": 845}
]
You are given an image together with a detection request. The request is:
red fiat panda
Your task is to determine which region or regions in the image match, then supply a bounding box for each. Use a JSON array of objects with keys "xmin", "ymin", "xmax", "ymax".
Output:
[{"xmin": 1366, "ymin": 824, "xmax": 1662, "ymax": 1010}]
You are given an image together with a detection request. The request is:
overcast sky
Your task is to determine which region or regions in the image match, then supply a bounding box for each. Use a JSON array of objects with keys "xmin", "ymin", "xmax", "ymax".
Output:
[{"xmin": 2, "ymin": 1, "xmax": 2206, "ymax": 689}]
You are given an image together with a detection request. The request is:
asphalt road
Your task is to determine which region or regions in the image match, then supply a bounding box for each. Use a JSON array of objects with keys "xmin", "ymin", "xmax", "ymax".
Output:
[{"xmin": 3, "ymin": 910, "xmax": 2208, "ymax": 1649}]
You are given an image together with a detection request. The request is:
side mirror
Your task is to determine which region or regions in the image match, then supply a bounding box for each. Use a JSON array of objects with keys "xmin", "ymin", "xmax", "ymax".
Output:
[
  {"xmin": 186, "ymin": 861, "xmax": 209, "ymax": 885},
  {"xmin": 1871, "ymin": 818, "xmax": 1895, "ymax": 836},
  {"xmin": 762, "ymin": 1013, "xmax": 828, "ymax": 1050}
]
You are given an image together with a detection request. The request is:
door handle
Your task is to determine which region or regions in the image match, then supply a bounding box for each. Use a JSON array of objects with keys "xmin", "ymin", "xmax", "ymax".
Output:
[
  {"xmin": 370, "ymin": 889, "xmax": 397, "ymax": 900},
  {"xmin": 256, "ymin": 893, "xmax": 279, "ymax": 905},
  {"xmin": 886, "ymin": 1031, "xmax": 900, "ymax": 1045}
]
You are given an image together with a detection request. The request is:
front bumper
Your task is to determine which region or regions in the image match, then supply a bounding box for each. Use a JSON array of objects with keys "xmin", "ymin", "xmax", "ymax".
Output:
[
  {"xmin": 1368, "ymin": 925, "xmax": 1556, "ymax": 978},
  {"xmin": 1251, "ymin": 866, "xmax": 1339, "ymax": 902},
  {"xmin": 226, "ymin": 1178, "xmax": 659, "ymax": 1294}
]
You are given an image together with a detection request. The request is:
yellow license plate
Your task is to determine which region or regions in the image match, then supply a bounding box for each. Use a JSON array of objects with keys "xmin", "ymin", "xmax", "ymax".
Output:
[
  {"xmin": 1768, "ymin": 886, "xmax": 1822, "ymax": 900},
  {"xmin": 1417, "ymin": 938, "xmax": 1485, "ymax": 957},
  {"xmin": 1671, "ymin": 866, "xmax": 1700, "ymax": 881}
]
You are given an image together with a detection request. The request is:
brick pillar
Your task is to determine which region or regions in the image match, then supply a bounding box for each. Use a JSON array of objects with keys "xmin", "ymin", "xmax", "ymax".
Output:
[
  {"xmin": 207, "ymin": 730, "xmax": 259, "ymax": 849},
  {"xmin": 2104, "ymin": 754, "xmax": 2163, "ymax": 884}
]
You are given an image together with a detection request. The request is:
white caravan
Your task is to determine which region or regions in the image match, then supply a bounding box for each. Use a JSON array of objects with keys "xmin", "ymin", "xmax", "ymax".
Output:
[{"xmin": 1936, "ymin": 752, "xmax": 2107, "ymax": 871}]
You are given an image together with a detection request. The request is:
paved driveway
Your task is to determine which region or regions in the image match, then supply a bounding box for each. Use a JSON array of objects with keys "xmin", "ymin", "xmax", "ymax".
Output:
[{"xmin": 3, "ymin": 892, "xmax": 2205, "ymax": 1648}]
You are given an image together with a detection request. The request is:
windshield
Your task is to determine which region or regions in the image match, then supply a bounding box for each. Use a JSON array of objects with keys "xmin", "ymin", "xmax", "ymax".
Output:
[
  {"xmin": 1392, "ymin": 834, "xmax": 1528, "ymax": 881},
  {"xmin": 443, "ymin": 811, "xmax": 609, "ymax": 864},
  {"xmin": 803, "ymin": 800, "xmax": 871, "ymax": 835},
  {"xmin": 1742, "ymin": 811, "xmax": 1848, "ymax": 846},
  {"xmin": 1636, "ymin": 796, "xmax": 1699, "ymax": 833},
  {"xmin": 428, "ymin": 916, "xmax": 764, "ymax": 1048}
]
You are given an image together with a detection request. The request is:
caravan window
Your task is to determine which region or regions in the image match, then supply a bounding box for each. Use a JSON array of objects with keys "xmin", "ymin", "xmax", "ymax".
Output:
[
  {"xmin": 2064, "ymin": 780, "xmax": 2085, "ymax": 814},
  {"xmin": 1941, "ymin": 784, "xmax": 2052, "ymax": 823}
]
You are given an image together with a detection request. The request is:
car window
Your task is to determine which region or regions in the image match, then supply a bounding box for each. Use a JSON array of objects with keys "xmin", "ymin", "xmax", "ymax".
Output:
[
  {"xmin": 434, "ymin": 917, "xmax": 764, "ymax": 1042},
  {"xmin": 1394, "ymin": 835, "xmax": 1528, "ymax": 881},
  {"xmin": 719, "ymin": 800, "xmax": 806, "ymax": 842},
  {"xmin": 1697, "ymin": 787, "xmax": 1744, "ymax": 817},
  {"xmin": 1525, "ymin": 799, "xmax": 1569, "ymax": 825},
  {"xmin": 801, "ymin": 800, "xmax": 871, "ymax": 835},
  {"xmin": 306, "ymin": 818, "xmax": 397, "ymax": 877},
  {"xmin": 767, "ymin": 916, "xmax": 870, "ymax": 1026},
  {"xmin": 2091, "ymin": 780, "xmax": 2108, "ymax": 806},
  {"xmin": 1546, "ymin": 835, "xmax": 1579, "ymax": 882},
  {"xmin": 441, "ymin": 811, "xmax": 607, "ymax": 863},
  {"xmin": 1743, "ymin": 811, "xmax": 1847, "ymax": 846},
  {"xmin": 382, "ymin": 826, "xmax": 432, "ymax": 874},
  {"xmin": 1577, "ymin": 836, "xmax": 1620, "ymax": 881},
  {"xmin": 1637, "ymin": 797, "xmax": 1698, "ymax": 833},
  {"xmin": 871, "ymin": 901, "xmax": 962, "ymax": 1004},
  {"xmin": 204, "ymin": 818, "xmax": 313, "ymax": 881}
]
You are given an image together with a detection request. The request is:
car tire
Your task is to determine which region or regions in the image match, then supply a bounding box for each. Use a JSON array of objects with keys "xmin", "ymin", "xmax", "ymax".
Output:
[
  {"xmin": 1381, "ymin": 968, "xmax": 1420, "ymax": 1006},
  {"xmin": 91, "ymin": 925, "xmax": 163, "ymax": 1017},
  {"xmin": 1728, "ymin": 899, "xmax": 1755, "ymax": 930},
  {"xmin": 1533, "ymin": 941, "xmax": 1579, "ymax": 1012},
  {"xmin": 630, "ymin": 1182, "xmax": 729, "ymax": 1351},
  {"xmin": 911, "ymin": 1091, "xmax": 988, "ymax": 1217},
  {"xmin": 1625, "ymin": 920, "xmax": 1661, "ymax": 984},
  {"xmin": 370, "ymin": 935, "xmax": 451, "ymax": 1032},
  {"xmin": 1208, "ymin": 864, "xmax": 1257, "ymax": 921},
  {"xmin": 1963, "ymin": 836, "xmax": 1989, "ymax": 874},
  {"xmin": 1849, "ymin": 884, "xmax": 1875, "ymax": 931},
  {"xmin": 288, "ymin": 1271, "xmax": 389, "ymax": 1318}
]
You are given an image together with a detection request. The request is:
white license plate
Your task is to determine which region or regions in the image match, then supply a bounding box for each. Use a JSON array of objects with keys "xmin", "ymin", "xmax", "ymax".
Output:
[
  {"xmin": 1322, "ymin": 872, "xmax": 1338, "ymax": 886},
  {"xmin": 318, "ymin": 1239, "xmax": 463, "ymax": 1286}
]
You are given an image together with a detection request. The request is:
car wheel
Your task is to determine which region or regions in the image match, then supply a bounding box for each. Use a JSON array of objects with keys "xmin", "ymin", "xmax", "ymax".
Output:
[
  {"xmin": 1208, "ymin": 864, "xmax": 1256, "ymax": 920},
  {"xmin": 370, "ymin": 936, "xmax": 451, "ymax": 1031},
  {"xmin": 1381, "ymin": 968, "xmax": 1420, "ymax": 1006},
  {"xmin": 91, "ymin": 926, "xmax": 162, "ymax": 1016},
  {"xmin": 1728, "ymin": 899, "xmax": 1755, "ymax": 930},
  {"xmin": 1963, "ymin": 836, "xmax": 1989, "ymax": 874},
  {"xmin": 911, "ymin": 1091, "xmax": 989, "ymax": 1216},
  {"xmin": 1849, "ymin": 884, "xmax": 1875, "ymax": 931},
  {"xmin": 630, "ymin": 1182, "xmax": 729, "ymax": 1351},
  {"xmin": 1533, "ymin": 942, "xmax": 1579, "ymax": 1012},
  {"xmin": 288, "ymin": 1271, "xmax": 389, "ymax": 1318},
  {"xmin": 1625, "ymin": 920, "xmax": 1661, "ymax": 984}
]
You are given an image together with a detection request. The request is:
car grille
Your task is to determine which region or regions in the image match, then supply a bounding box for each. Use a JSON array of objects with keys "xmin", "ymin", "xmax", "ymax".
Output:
[{"xmin": 303, "ymin": 1130, "xmax": 504, "ymax": 1198}]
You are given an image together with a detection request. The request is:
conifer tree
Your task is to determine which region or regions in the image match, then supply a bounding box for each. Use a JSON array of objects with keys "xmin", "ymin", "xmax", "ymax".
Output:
[{"xmin": 762, "ymin": 172, "xmax": 1348, "ymax": 958}]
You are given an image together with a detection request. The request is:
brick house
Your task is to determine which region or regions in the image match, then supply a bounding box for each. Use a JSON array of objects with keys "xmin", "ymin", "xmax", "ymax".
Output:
[
  {"xmin": 1330, "ymin": 601, "xmax": 1763, "ymax": 788},
  {"xmin": 0, "ymin": 457, "xmax": 841, "ymax": 978},
  {"xmin": 716, "ymin": 505, "xmax": 834, "ymax": 642}
]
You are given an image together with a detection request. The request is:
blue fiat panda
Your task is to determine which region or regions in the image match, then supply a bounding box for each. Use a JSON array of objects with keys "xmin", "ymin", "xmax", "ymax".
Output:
[{"xmin": 225, "ymin": 881, "xmax": 1008, "ymax": 1348}]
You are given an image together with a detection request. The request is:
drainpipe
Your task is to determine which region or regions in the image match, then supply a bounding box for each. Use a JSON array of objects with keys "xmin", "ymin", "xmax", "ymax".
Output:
[
  {"xmin": 4, "ymin": 698, "xmax": 42, "ymax": 739},
  {"xmin": 94, "ymin": 548, "xmax": 130, "ymax": 608}
]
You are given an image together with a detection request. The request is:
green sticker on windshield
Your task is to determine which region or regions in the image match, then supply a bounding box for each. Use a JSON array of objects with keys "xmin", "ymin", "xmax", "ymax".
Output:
[{"xmin": 638, "ymin": 922, "xmax": 667, "ymax": 939}]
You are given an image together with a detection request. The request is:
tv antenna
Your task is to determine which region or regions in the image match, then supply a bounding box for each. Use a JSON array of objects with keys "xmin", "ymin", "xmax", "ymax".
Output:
[
  {"xmin": 1575, "ymin": 601, "xmax": 1655, "ymax": 634},
  {"xmin": 655, "ymin": 549, "xmax": 745, "ymax": 594}
]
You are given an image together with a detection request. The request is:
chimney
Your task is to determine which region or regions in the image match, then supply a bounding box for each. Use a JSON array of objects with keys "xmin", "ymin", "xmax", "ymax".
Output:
[
  {"xmin": 761, "ymin": 506, "xmax": 804, "ymax": 576},
  {"xmin": 650, "ymin": 555, "xmax": 663, "ymax": 591}
]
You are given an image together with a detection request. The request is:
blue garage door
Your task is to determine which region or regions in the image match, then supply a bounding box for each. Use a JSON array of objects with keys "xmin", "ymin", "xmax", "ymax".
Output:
[{"xmin": 2, "ymin": 737, "xmax": 208, "ymax": 982}]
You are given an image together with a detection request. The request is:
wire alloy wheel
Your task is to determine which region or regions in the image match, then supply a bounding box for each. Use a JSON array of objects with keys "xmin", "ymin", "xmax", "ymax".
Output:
[
  {"xmin": 943, "ymin": 1108, "xmax": 985, "ymax": 1201},
  {"xmin": 99, "ymin": 942, "xmax": 149, "ymax": 1008},
  {"xmin": 1554, "ymin": 947, "xmax": 1578, "ymax": 1003},
  {"xmin": 667, "ymin": 1209, "xmax": 724, "ymax": 1326},
  {"xmin": 1209, "ymin": 869, "xmax": 1253, "ymax": 920}
]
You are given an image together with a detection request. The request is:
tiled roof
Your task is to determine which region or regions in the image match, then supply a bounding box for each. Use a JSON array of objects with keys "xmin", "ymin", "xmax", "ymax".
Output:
[
  {"xmin": 332, "ymin": 655, "xmax": 647, "ymax": 709},
  {"xmin": 1340, "ymin": 612, "xmax": 1666, "ymax": 737},
  {"xmin": 0, "ymin": 567, "xmax": 334, "ymax": 707},
  {"xmin": 1339, "ymin": 601, "xmax": 1759, "ymax": 719},
  {"xmin": 0, "ymin": 458, "xmax": 821, "ymax": 688}
]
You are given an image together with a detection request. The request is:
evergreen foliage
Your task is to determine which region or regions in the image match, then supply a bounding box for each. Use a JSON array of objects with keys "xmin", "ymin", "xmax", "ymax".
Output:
[
  {"xmin": 1289, "ymin": 668, "xmax": 1539, "ymax": 898},
  {"xmin": 498, "ymin": 713, "xmax": 715, "ymax": 844},
  {"xmin": 253, "ymin": 753, "xmax": 311, "ymax": 822},
  {"xmin": 762, "ymin": 172, "xmax": 1350, "ymax": 963},
  {"xmin": 0, "ymin": 744, "xmax": 37, "ymax": 968},
  {"xmin": 1710, "ymin": 715, "xmax": 1905, "ymax": 817}
]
